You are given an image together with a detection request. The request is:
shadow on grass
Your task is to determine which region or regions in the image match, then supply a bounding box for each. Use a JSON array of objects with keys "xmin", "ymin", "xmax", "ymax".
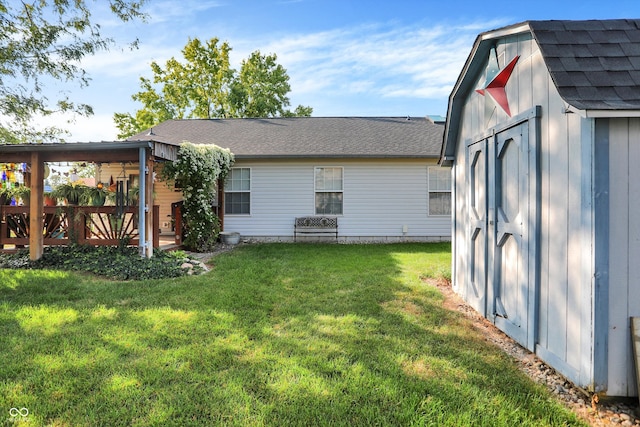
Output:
[{"xmin": 0, "ymin": 243, "xmax": 585, "ymax": 426}]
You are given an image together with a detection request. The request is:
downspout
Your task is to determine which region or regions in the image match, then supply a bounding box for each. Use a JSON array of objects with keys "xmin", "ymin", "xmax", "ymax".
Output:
[{"xmin": 218, "ymin": 177, "xmax": 225, "ymax": 232}]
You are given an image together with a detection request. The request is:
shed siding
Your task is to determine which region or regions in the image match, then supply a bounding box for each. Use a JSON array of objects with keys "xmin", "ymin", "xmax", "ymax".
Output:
[
  {"xmin": 224, "ymin": 159, "xmax": 450, "ymax": 241},
  {"xmin": 607, "ymin": 118, "xmax": 640, "ymax": 396},
  {"xmin": 452, "ymin": 34, "xmax": 597, "ymax": 389}
]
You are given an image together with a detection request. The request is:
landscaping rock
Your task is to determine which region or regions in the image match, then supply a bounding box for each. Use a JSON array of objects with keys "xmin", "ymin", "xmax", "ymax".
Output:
[{"xmin": 427, "ymin": 277, "xmax": 640, "ymax": 427}]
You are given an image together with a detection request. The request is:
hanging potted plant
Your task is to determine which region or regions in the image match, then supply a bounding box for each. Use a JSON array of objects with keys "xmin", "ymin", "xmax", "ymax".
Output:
[
  {"xmin": 52, "ymin": 182, "xmax": 89, "ymax": 206},
  {"xmin": 83, "ymin": 182, "xmax": 113, "ymax": 207}
]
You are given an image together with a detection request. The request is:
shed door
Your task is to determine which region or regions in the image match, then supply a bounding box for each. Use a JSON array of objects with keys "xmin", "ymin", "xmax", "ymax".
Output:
[
  {"xmin": 466, "ymin": 139, "xmax": 488, "ymax": 316},
  {"xmin": 467, "ymin": 121, "xmax": 535, "ymax": 350},
  {"xmin": 490, "ymin": 123, "xmax": 530, "ymax": 347}
]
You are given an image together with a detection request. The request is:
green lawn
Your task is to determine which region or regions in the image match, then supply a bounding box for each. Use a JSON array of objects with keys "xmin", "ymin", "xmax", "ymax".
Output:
[{"xmin": 0, "ymin": 243, "xmax": 585, "ymax": 426}]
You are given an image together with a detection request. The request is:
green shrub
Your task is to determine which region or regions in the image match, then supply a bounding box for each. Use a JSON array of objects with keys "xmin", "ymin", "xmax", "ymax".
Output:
[
  {"xmin": 161, "ymin": 142, "xmax": 234, "ymax": 252},
  {"xmin": 0, "ymin": 245, "xmax": 201, "ymax": 280}
]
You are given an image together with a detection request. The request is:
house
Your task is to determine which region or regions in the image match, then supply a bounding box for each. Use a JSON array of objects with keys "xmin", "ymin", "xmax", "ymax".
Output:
[
  {"xmin": 440, "ymin": 19, "xmax": 640, "ymax": 397},
  {"xmin": 127, "ymin": 117, "xmax": 451, "ymax": 242}
]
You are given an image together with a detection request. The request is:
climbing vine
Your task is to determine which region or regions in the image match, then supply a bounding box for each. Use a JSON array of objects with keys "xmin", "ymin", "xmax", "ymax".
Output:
[{"xmin": 162, "ymin": 142, "xmax": 234, "ymax": 252}]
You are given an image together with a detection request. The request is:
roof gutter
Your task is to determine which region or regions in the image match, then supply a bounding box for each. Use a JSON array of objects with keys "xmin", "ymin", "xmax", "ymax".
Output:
[
  {"xmin": 233, "ymin": 154, "xmax": 441, "ymax": 160},
  {"xmin": 0, "ymin": 141, "xmax": 153, "ymax": 153},
  {"xmin": 566, "ymin": 105, "xmax": 640, "ymax": 118}
]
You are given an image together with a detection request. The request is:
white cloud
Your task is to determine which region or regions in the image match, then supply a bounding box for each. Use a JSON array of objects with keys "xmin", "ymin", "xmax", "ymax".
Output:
[
  {"xmin": 251, "ymin": 22, "xmax": 483, "ymax": 101},
  {"xmin": 35, "ymin": 112, "xmax": 120, "ymax": 142},
  {"xmin": 145, "ymin": 0, "xmax": 225, "ymax": 24},
  {"xmin": 60, "ymin": 13, "xmax": 511, "ymax": 138}
]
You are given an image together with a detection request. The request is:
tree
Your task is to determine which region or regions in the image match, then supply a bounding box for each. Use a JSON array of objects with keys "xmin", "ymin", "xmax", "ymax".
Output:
[
  {"xmin": 114, "ymin": 37, "xmax": 312, "ymax": 139},
  {"xmin": 230, "ymin": 51, "xmax": 295, "ymax": 118},
  {"xmin": 0, "ymin": 0, "xmax": 147, "ymax": 143}
]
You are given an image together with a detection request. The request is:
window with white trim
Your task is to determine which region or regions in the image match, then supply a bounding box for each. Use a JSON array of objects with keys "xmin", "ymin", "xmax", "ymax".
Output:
[
  {"xmin": 224, "ymin": 167, "xmax": 251, "ymax": 215},
  {"xmin": 315, "ymin": 167, "xmax": 343, "ymax": 215},
  {"xmin": 428, "ymin": 166, "xmax": 451, "ymax": 216}
]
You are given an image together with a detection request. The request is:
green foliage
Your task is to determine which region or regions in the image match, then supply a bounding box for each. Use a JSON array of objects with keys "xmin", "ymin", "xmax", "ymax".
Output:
[
  {"xmin": 51, "ymin": 182, "xmax": 90, "ymax": 205},
  {"xmin": 162, "ymin": 142, "xmax": 234, "ymax": 252},
  {"xmin": 0, "ymin": 184, "xmax": 30, "ymax": 204},
  {"xmin": 114, "ymin": 37, "xmax": 312, "ymax": 138},
  {"xmin": 0, "ymin": 0, "xmax": 147, "ymax": 143},
  {"xmin": 230, "ymin": 50, "xmax": 295, "ymax": 118},
  {"xmin": 82, "ymin": 185, "xmax": 113, "ymax": 206},
  {"xmin": 0, "ymin": 245, "xmax": 198, "ymax": 280}
]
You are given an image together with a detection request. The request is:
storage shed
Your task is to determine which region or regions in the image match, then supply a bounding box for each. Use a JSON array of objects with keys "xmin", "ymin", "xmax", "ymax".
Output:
[{"xmin": 441, "ymin": 19, "xmax": 640, "ymax": 397}]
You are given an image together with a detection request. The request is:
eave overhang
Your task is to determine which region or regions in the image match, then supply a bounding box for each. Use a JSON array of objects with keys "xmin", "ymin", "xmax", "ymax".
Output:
[{"xmin": 0, "ymin": 140, "xmax": 171, "ymax": 163}]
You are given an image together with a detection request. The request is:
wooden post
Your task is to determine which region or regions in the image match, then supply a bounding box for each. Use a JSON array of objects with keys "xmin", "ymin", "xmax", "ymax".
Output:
[
  {"xmin": 0, "ymin": 206, "xmax": 5, "ymax": 249},
  {"xmin": 632, "ymin": 317, "xmax": 640, "ymax": 403},
  {"xmin": 29, "ymin": 152, "xmax": 44, "ymax": 260},
  {"xmin": 153, "ymin": 205, "xmax": 160, "ymax": 248}
]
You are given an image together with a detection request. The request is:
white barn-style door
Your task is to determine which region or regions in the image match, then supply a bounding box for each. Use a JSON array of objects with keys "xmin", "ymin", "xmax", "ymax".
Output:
[
  {"xmin": 466, "ymin": 139, "xmax": 488, "ymax": 317},
  {"xmin": 467, "ymin": 121, "xmax": 535, "ymax": 350}
]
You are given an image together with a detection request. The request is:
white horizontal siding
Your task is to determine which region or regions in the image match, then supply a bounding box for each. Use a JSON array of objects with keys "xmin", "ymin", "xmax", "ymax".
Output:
[
  {"xmin": 342, "ymin": 163, "xmax": 449, "ymax": 236},
  {"xmin": 98, "ymin": 160, "xmax": 450, "ymax": 241},
  {"xmin": 224, "ymin": 163, "xmax": 313, "ymax": 237},
  {"xmin": 224, "ymin": 159, "xmax": 451, "ymax": 240}
]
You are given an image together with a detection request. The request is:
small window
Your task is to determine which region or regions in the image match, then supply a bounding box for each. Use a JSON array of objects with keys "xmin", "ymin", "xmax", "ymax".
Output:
[
  {"xmin": 428, "ymin": 166, "xmax": 451, "ymax": 216},
  {"xmin": 225, "ymin": 168, "xmax": 250, "ymax": 215},
  {"xmin": 315, "ymin": 167, "xmax": 343, "ymax": 215}
]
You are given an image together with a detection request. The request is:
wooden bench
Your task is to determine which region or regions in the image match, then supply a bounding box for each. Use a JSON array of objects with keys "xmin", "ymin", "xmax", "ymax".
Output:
[{"xmin": 294, "ymin": 216, "xmax": 338, "ymax": 241}]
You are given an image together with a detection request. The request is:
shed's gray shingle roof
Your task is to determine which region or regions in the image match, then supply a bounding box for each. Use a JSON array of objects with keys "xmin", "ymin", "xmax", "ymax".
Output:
[
  {"xmin": 128, "ymin": 117, "xmax": 443, "ymax": 159},
  {"xmin": 529, "ymin": 19, "xmax": 640, "ymax": 110},
  {"xmin": 441, "ymin": 19, "xmax": 640, "ymax": 164}
]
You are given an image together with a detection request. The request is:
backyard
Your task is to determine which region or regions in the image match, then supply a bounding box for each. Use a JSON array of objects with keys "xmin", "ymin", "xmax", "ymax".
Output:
[{"xmin": 0, "ymin": 243, "xmax": 586, "ymax": 426}]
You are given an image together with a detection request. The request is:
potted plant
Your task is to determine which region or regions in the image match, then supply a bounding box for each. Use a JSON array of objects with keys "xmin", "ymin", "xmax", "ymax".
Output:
[
  {"xmin": 52, "ymin": 182, "xmax": 89, "ymax": 205},
  {"xmin": 0, "ymin": 186, "xmax": 14, "ymax": 205},
  {"xmin": 12, "ymin": 185, "xmax": 30, "ymax": 206},
  {"xmin": 44, "ymin": 191, "xmax": 57, "ymax": 206},
  {"xmin": 126, "ymin": 186, "xmax": 154, "ymax": 205},
  {"xmin": 128, "ymin": 185, "xmax": 139, "ymax": 205},
  {"xmin": 83, "ymin": 183, "xmax": 113, "ymax": 207}
]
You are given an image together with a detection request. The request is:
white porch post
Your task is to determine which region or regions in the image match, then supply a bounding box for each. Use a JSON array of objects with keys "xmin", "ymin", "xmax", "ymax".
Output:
[{"xmin": 138, "ymin": 147, "xmax": 152, "ymax": 258}]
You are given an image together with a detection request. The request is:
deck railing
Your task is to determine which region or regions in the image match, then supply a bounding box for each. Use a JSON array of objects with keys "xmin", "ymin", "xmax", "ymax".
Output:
[{"xmin": 0, "ymin": 205, "xmax": 159, "ymax": 250}]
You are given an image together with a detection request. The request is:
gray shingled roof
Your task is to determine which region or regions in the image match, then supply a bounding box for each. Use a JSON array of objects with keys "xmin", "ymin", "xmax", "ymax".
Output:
[
  {"xmin": 441, "ymin": 19, "xmax": 640, "ymax": 164},
  {"xmin": 529, "ymin": 19, "xmax": 640, "ymax": 110},
  {"xmin": 127, "ymin": 117, "xmax": 443, "ymax": 159}
]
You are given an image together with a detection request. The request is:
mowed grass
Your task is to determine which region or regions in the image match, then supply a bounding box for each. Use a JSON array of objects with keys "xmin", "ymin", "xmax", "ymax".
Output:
[{"xmin": 0, "ymin": 243, "xmax": 585, "ymax": 426}]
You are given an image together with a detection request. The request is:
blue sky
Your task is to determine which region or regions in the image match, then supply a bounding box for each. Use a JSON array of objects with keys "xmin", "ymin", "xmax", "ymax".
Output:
[{"xmin": 55, "ymin": 0, "xmax": 640, "ymax": 141}]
